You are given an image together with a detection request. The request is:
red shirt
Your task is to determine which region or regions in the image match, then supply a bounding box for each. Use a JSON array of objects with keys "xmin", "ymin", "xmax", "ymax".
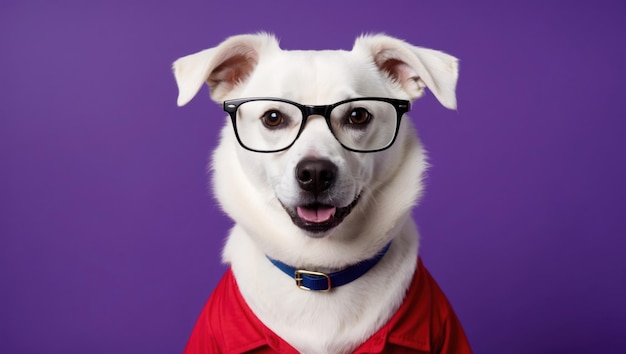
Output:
[{"xmin": 183, "ymin": 258, "xmax": 472, "ymax": 353}]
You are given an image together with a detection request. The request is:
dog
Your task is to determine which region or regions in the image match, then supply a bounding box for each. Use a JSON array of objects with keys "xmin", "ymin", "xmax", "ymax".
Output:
[{"xmin": 173, "ymin": 33, "xmax": 471, "ymax": 354}]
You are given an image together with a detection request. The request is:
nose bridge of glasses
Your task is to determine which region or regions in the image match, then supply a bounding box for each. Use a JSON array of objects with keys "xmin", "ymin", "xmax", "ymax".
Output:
[{"xmin": 303, "ymin": 105, "xmax": 332, "ymax": 120}]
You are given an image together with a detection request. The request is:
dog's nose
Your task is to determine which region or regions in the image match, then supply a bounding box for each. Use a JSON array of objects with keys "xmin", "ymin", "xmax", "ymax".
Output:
[{"xmin": 295, "ymin": 159, "xmax": 337, "ymax": 196}]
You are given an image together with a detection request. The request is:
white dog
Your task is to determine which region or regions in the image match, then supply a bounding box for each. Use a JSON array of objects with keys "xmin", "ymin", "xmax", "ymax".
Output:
[{"xmin": 173, "ymin": 33, "xmax": 471, "ymax": 354}]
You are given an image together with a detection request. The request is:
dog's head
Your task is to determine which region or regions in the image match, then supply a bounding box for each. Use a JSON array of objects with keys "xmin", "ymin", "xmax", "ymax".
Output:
[{"xmin": 173, "ymin": 33, "xmax": 458, "ymax": 267}]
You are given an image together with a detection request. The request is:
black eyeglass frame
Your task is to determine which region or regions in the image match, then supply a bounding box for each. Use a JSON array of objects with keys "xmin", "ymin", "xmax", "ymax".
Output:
[{"xmin": 223, "ymin": 97, "xmax": 411, "ymax": 153}]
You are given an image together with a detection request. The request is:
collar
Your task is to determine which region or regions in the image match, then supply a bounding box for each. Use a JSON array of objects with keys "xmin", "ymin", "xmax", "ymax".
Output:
[{"xmin": 267, "ymin": 242, "xmax": 392, "ymax": 291}]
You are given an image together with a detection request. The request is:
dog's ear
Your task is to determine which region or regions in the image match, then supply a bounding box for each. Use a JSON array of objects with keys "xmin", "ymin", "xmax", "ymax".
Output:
[
  {"xmin": 353, "ymin": 35, "xmax": 459, "ymax": 109},
  {"xmin": 172, "ymin": 33, "xmax": 280, "ymax": 106}
]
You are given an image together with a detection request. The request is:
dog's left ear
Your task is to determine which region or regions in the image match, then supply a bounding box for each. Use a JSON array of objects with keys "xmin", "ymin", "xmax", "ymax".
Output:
[{"xmin": 353, "ymin": 35, "xmax": 459, "ymax": 109}]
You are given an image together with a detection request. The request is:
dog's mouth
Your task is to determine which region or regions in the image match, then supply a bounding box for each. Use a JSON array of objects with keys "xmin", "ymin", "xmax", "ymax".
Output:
[{"xmin": 283, "ymin": 196, "xmax": 360, "ymax": 236}]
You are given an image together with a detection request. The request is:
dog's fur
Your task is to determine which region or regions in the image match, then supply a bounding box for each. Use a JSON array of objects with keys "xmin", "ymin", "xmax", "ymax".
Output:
[{"xmin": 173, "ymin": 33, "xmax": 459, "ymax": 354}]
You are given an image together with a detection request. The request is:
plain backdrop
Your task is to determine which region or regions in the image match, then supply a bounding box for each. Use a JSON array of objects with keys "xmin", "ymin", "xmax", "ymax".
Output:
[{"xmin": 2, "ymin": 0, "xmax": 625, "ymax": 353}]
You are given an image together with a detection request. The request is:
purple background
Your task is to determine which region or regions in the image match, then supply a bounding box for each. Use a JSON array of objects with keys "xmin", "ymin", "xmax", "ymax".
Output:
[{"xmin": 2, "ymin": 0, "xmax": 625, "ymax": 353}]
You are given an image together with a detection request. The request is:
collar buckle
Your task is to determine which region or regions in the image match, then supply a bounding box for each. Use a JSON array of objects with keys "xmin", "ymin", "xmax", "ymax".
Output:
[{"xmin": 294, "ymin": 269, "xmax": 332, "ymax": 292}]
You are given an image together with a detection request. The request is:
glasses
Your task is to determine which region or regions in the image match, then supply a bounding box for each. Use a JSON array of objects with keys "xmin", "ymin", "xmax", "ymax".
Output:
[{"xmin": 223, "ymin": 97, "xmax": 410, "ymax": 153}]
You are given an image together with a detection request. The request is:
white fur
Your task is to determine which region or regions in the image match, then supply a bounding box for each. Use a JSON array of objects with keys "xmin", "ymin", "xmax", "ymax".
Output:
[{"xmin": 173, "ymin": 33, "xmax": 458, "ymax": 354}]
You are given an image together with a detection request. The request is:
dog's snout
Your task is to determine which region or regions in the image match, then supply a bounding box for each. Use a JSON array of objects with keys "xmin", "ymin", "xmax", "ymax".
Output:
[{"xmin": 295, "ymin": 159, "xmax": 337, "ymax": 196}]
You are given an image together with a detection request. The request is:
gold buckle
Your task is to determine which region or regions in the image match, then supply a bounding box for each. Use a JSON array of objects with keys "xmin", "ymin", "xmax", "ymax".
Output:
[{"xmin": 294, "ymin": 269, "xmax": 332, "ymax": 292}]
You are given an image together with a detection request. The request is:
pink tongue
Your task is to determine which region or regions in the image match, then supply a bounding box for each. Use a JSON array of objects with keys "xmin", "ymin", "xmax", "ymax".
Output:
[{"xmin": 297, "ymin": 205, "xmax": 336, "ymax": 223}]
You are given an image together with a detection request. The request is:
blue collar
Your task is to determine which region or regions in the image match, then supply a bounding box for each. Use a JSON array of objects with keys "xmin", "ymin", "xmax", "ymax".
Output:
[{"xmin": 267, "ymin": 242, "xmax": 392, "ymax": 292}]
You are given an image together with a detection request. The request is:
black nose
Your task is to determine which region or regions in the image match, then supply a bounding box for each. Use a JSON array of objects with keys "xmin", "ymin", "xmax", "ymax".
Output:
[{"xmin": 295, "ymin": 159, "xmax": 337, "ymax": 196}]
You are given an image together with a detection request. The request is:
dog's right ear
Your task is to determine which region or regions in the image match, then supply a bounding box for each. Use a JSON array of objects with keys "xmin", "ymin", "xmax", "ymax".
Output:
[{"xmin": 172, "ymin": 33, "xmax": 280, "ymax": 106}]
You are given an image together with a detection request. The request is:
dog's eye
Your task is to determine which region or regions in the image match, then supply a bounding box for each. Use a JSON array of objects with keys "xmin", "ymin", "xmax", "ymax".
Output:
[
  {"xmin": 261, "ymin": 110, "xmax": 284, "ymax": 128},
  {"xmin": 347, "ymin": 108, "xmax": 371, "ymax": 125}
]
